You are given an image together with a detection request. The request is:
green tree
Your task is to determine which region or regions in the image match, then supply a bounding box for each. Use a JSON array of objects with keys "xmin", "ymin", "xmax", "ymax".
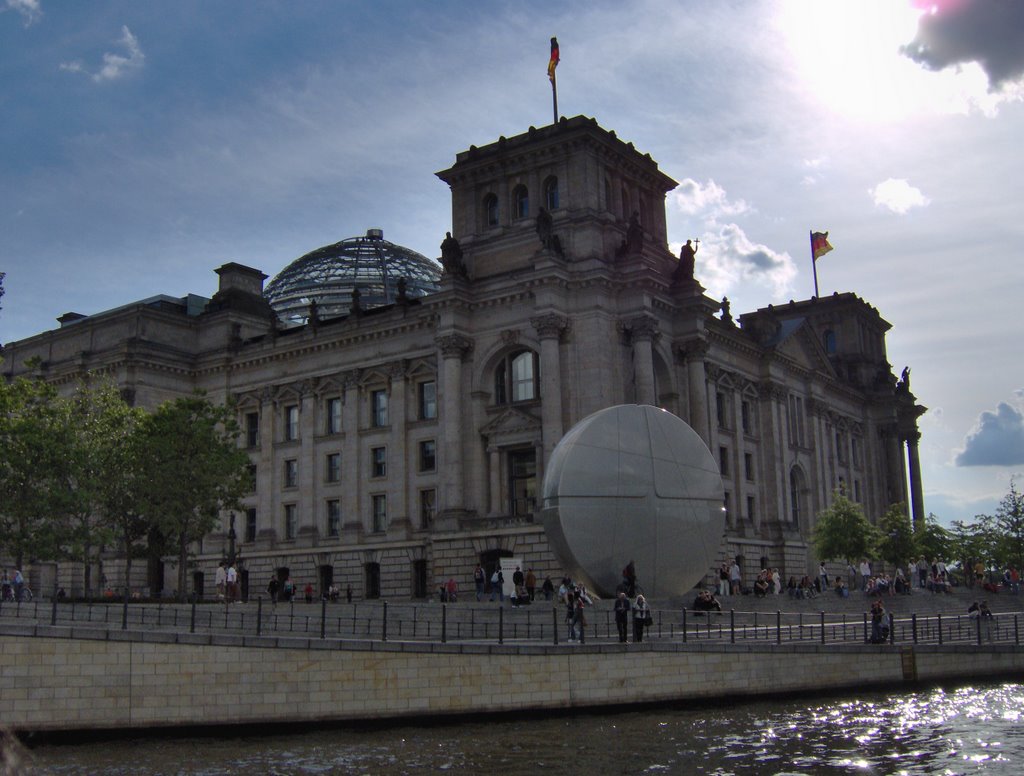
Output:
[
  {"xmin": 916, "ymin": 514, "xmax": 952, "ymax": 565},
  {"xmin": 813, "ymin": 490, "xmax": 879, "ymax": 565},
  {"xmin": 875, "ymin": 503, "xmax": 917, "ymax": 569},
  {"xmin": 0, "ymin": 374, "xmax": 69, "ymax": 568},
  {"xmin": 56, "ymin": 380, "xmax": 144, "ymax": 593},
  {"xmin": 987, "ymin": 480, "xmax": 1024, "ymax": 571},
  {"xmin": 136, "ymin": 394, "xmax": 250, "ymax": 600},
  {"xmin": 0, "ymin": 270, "xmax": 6, "ymax": 311}
]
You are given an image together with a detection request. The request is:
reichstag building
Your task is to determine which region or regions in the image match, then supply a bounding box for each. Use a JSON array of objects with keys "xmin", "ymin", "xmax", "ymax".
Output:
[{"xmin": 2, "ymin": 116, "xmax": 926, "ymax": 600}]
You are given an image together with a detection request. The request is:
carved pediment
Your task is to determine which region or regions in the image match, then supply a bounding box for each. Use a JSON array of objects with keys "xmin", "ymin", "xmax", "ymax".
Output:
[
  {"xmin": 480, "ymin": 406, "xmax": 542, "ymax": 440},
  {"xmin": 773, "ymin": 321, "xmax": 836, "ymax": 379}
]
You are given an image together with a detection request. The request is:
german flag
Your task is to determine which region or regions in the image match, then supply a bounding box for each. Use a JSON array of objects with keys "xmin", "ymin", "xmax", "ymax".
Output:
[
  {"xmin": 548, "ymin": 37, "xmax": 559, "ymax": 82},
  {"xmin": 811, "ymin": 231, "xmax": 833, "ymax": 261}
]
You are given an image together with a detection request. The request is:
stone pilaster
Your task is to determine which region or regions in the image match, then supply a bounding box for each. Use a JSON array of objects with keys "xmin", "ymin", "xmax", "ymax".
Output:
[
  {"xmin": 678, "ymin": 338, "xmax": 710, "ymax": 445},
  {"xmin": 626, "ymin": 315, "xmax": 659, "ymax": 406},
  {"xmin": 436, "ymin": 334, "xmax": 473, "ymax": 516},
  {"xmin": 531, "ymin": 313, "xmax": 568, "ymax": 461}
]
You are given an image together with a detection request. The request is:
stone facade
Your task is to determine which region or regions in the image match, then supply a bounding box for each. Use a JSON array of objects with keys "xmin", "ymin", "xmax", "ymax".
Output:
[{"xmin": 1, "ymin": 116, "xmax": 925, "ymax": 599}]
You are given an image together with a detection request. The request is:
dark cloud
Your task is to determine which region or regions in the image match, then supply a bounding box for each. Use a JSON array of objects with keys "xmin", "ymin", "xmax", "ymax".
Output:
[
  {"xmin": 955, "ymin": 401, "xmax": 1024, "ymax": 466},
  {"xmin": 901, "ymin": 0, "xmax": 1024, "ymax": 90}
]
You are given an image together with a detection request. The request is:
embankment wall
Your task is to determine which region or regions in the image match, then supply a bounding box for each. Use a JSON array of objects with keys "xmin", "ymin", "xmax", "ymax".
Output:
[{"xmin": 3, "ymin": 625, "xmax": 1022, "ymax": 732}]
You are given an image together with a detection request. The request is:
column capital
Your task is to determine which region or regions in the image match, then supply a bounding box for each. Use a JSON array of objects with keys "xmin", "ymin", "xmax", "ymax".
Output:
[
  {"xmin": 386, "ymin": 359, "xmax": 408, "ymax": 380},
  {"xmin": 341, "ymin": 368, "xmax": 362, "ymax": 390},
  {"xmin": 676, "ymin": 337, "xmax": 709, "ymax": 362},
  {"xmin": 436, "ymin": 333, "xmax": 474, "ymax": 360},
  {"xmin": 622, "ymin": 314, "xmax": 659, "ymax": 342},
  {"xmin": 530, "ymin": 313, "xmax": 569, "ymax": 340}
]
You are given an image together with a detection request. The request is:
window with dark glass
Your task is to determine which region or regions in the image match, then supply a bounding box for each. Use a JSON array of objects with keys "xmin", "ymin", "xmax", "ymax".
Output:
[
  {"xmin": 512, "ymin": 185, "xmax": 529, "ymax": 219},
  {"xmin": 824, "ymin": 330, "xmax": 837, "ymax": 354},
  {"xmin": 484, "ymin": 193, "xmax": 499, "ymax": 227},
  {"xmin": 284, "ymin": 504, "xmax": 297, "ymax": 540},
  {"xmin": 284, "ymin": 459, "xmax": 298, "ymax": 488},
  {"xmin": 245, "ymin": 508, "xmax": 257, "ymax": 542},
  {"xmin": 371, "ymin": 446, "xmax": 386, "ymax": 478},
  {"xmin": 790, "ymin": 468, "xmax": 802, "ymax": 526},
  {"xmin": 326, "ymin": 452, "xmax": 341, "ymax": 483},
  {"xmin": 372, "ymin": 494, "xmax": 387, "ymax": 533},
  {"xmin": 326, "ymin": 397, "xmax": 342, "ymax": 434},
  {"xmin": 365, "ymin": 562, "xmax": 381, "ymax": 599},
  {"xmin": 245, "ymin": 412, "xmax": 259, "ymax": 448},
  {"xmin": 741, "ymin": 400, "xmax": 752, "ymax": 434},
  {"xmin": 285, "ymin": 405, "xmax": 299, "ymax": 441},
  {"xmin": 543, "ymin": 176, "xmax": 559, "ymax": 210},
  {"xmin": 508, "ymin": 449, "xmax": 536, "ymax": 516},
  {"xmin": 418, "ymin": 380, "xmax": 437, "ymax": 420},
  {"xmin": 747, "ymin": 496, "xmax": 756, "ymax": 521},
  {"xmin": 247, "ymin": 463, "xmax": 257, "ymax": 493},
  {"xmin": 744, "ymin": 453, "xmax": 754, "ymax": 481},
  {"xmin": 495, "ymin": 350, "xmax": 539, "ymax": 405},
  {"xmin": 719, "ymin": 446, "xmax": 730, "ymax": 477},
  {"xmin": 371, "ymin": 389, "xmax": 388, "ymax": 427},
  {"xmin": 327, "ymin": 499, "xmax": 341, "ymax": 537},
  {"xmin": 419, "ymin": 440, "xmax": 436, "ymax": 472}
]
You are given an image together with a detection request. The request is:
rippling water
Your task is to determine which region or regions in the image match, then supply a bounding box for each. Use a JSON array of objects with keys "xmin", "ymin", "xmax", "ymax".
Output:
[{"xmin": 28, "ymin": 682, "xmax": 1023, "ymax": 775}]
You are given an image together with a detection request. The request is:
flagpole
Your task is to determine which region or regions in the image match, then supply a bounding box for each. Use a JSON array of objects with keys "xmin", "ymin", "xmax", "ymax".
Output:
[
  {"xmin": 810, "ymin": 230, "xmax": 820, "ymax": 298},
  {"xmin": 551, "ymin": 74, "xmax": 558, "ymax": 125}
]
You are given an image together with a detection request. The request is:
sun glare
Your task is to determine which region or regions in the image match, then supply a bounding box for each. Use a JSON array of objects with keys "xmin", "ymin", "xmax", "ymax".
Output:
[{"xmin": 777, "ymin": 0, "xmax": 998, "ymax": 121}]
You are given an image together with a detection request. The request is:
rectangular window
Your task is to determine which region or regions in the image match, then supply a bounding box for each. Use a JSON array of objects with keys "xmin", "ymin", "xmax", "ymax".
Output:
[
  {"xmin": 716, "ymin": 391, "xmax": 728, "ymax": 428},
  {"xmin": 326, "ymin": 499, "xmax": 341, "ymax": 537},
  {"xmin": 371, "ymin": 389, "xmax": 388, "ymax": 427},
  {"xmin": 284, "ymin": 504, "xmax": 297, "ymax": 540},
  {"xmin": 247, "ymin": 463, "xmax": 257, "ymax": 493},
  {"xmin": 852, "ymin": 437, "xmax": 862, "ymax": 467},
  {"xmin": 245, "ymin": 412, "xmax": 260, "ymax": 448},
  {"xmin": 371, "ymin": 447, "xmax": 387, "ymax": 478},
  {"xmin": 747, "ymin": 496, "xmax": 755, "ymax": 521},
  {"xmin": 788, "ymin": 395, "xmax": 805, "ymax": 447},
  {"xmin": 285, "ymin": 405, "xmax": 299, "ymax": 441},
  {"xmin": 325, "ymin": 452, "xmax": 341, "ymax": 483},
  {"xmin": 419, "ymin": 440, "xmax": 436, "ymax": 472},
  {"xmin": 245, "ymin": 507, "xmax": 257, "ymax": 543},
  {"xmin": 420, "ymin": 489, "xmax": 436, "ymax": 528},
  {"xmin": 741, "ymin": 401, "xmax": 752, "ymax": 434},
  {"xmin": 719, "ymin": 446, "xmax": 730, "ymax": 477},
  {"xmin": 744, "ymin": 452, "xmax": 754, "ymax": 481},
  {"xmin": 836, "ymin": 431, "xmax": 847, "ymax": 464},
  {"xmin": 418, "ymin": 381, "xmax": 437, "ymax": 420},
  {"xmin": 326, "ymin": 397, "xmax": 342, "ymax": 434},
  {"xmin": 508, "ymin": 449, "xmax": 537, "ymax": 515},
  {"xmin": 284, "ymin": 459, "xmax": 298, "ymax": 488},
  {"xmin": 372, "ymin": 494, "xmax": 387, "ymax": 533}
]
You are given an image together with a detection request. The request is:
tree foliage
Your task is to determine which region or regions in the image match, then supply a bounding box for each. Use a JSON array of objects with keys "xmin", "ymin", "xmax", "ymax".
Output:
[
  {"xmin": 916, "ymin": 514, "xmax": 952, "ymax": 564},
  {"xmin": 875, "ymin": 503, "xmax": 916, "ymax": 568},
  {"xmin": 813, "ymin": 491, "xmax": 879, "ymax": 564},
  {"xmin": 990, "ymin": 480, "xmax": 1024, "ymax": 571},
  {"xmin": 135, "ymin": 395, "xmax": 250, "ymax": 599}
]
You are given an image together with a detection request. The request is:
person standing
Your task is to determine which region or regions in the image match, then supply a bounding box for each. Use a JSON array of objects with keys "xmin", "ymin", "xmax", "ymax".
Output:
[
  {"xmin": 490, "ymin": 566, "xmax": 504, "ymax": 602},
  {"xmin": 614, "ymin": 591, "xmax": 631, "ymax": 643},
  {"xmin": 542, "ymin": 576, "xmax": 554, "ymax": 601},
  {"xmin": 819, "ymin": 562, "xmax": 829, "ymax": 592},
  {"xmin": 512, "ymin": 566, "xmax": 525, "ymax": 600},
  {"xmin": 525, "ymin": 568, "xmax": 537, "ymax": 601},
  {"xmin": 859, "ymin": 559, "xmax": 871, "ymax": 592},
  {"xmin": 633, "ymin": 594, "xmax": 651, "ymax": 643},
  {"xmin": 729, "ymin": 558, "xmax": 742, "ymax": 596},
  {"xmin": 573, "ymin": 593, "xmax": 587, "ymax": 644},
  {"xmin": 266, "ymin": 576, "xmax": 279, "ymax": 604},
  {"xmin": 718, "ymin": 562, "xmax": 730, "ymax": 597},
  {"xmin": 215, "ymin": 561, "xmax": 227, "ymax": 601},
  {"xmin": 473, "ymin": 564, "xmax": 485, "ymax": 601},
  {"xmin": 225, "ymin": 563, "xmax": 238, "ymax": 603}
]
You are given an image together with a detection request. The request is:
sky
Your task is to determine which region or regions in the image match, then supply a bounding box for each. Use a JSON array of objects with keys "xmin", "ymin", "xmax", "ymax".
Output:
[{"xmin": 1, "ymin": 0, "xmax": 1022, "ymax": 526}]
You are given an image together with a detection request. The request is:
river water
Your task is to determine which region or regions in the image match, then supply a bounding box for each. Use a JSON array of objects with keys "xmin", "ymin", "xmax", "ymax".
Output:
[{"xmin": 26, "ymin": 681, "xmax": 1023, "ymax": 775}]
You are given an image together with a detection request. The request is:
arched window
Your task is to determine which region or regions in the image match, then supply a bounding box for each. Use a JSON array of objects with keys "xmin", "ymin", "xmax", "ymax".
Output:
[
  {"xmin": 824, "ymin": 329, "xmax": 837, "ymax": 354},
  {"xmin": 484, "ymin": 193, "xmax": 499, "ymax": 227},
  {"xmin": 543, "ymin": 176, "xmax": 559, "ymax": 210},
  {"xmin": 494, "ymin": 349, "xmax": 539, "ymax": 404},
  {"xmin": 512, "ymin": 185, "xmax": 529, "ymax": 219},
  {"xmin": 790, "ymin": 466, "xmax": 806, "ymax": 528}
]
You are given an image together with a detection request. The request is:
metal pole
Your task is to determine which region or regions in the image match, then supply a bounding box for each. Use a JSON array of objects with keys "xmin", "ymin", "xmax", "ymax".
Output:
[
  {"xmin": 682, "ymin": 608, "xmax": 687, "ymax": 643},
  {"xmin": 820, "ymin": 611, "xmax": 825, "ymax": 644},
  {"xmin": 912, "ymin": 613, "xmax": 917, "ymax": 644},
  {"xmin": 382, "ymin": 601, "xmax": 388, "ymax": 642},
  {"xmin": 776, "ymin": 610, "xmax": 781, "ymax": 644},
  {"xmin": 937, "ymin": 613, "xmax": 943, "ymax": 645},
  {"xmin": 888, "ymin": 612, "xmax": 895, "ymax": 645},
  {"xmin": 730, "ymin": 609, "xmax": 735, "ymax": 644},
  {"xmin": 190, "ymin": 600, "xmax": 196, "ymax": 634},
  {"xmin": 320, "ymin": 597, "xmax": 327, "ymax": 640},
  {"xmin": 442, "ymin": 603, "xmax": 447, "ymax": 644},
  {"xmin": 122, "ymin": 589, "xmax": 129, "ymax": 630},
  {"xmin": 551, "ymin": 76, "xmax": 558, "ymax": 125},
  {"xmin": 976, "ymin": 614, "xmax": 982, "ymax": 646},
  {"xmin": 498, "ymin": 606, "xmax": 504, "ymax": 645},
  {"xmin": 552, "ymin": 606, "xmax": 559, "ymax": 645},
  {"xmin": 257, "ymin": 596, "xmax": 263, "ymax": 636}
]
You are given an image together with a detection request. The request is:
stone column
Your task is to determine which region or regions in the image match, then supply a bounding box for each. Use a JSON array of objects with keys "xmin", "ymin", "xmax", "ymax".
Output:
[
  {"xmin": 487, "ymin": 445, "xmax": 501, "ymax": 516},
  {"xmin": 679, "ymin": 339, "xmax": 710, "ymax": 445},
  {"xmin": 531, "ymin": 313, "xmax": 568, "ymax": 461},
  {"xmin": 387, "ymin": 360, "xmax": 408, "ymax": 528},
  {"xmin": 341, "ymin": 369, "xmax": 361, "ymax": 533},
  {"xmin": 298, "ymin": 381, "xmax": 317, "ymax": 536},
  {"xmin": 256, "ymin": 388, "xmax": 276, "ymax": 541},
  {"xmin": 436, "ymin": 334, "xmax": 473, "ymax": 516},
  {"xmin": 628, "ymin": 315, "xmax": 659, "ymax": 407},
  {"xmin": 906, "ymin": 432, "xmax": 926, "ymax": 532}
]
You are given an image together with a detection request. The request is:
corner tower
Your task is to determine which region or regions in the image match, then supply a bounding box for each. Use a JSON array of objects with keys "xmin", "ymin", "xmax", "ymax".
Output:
[{"xmin": 435, "ymin": 115, "xmax": 679, "ymax": 279}]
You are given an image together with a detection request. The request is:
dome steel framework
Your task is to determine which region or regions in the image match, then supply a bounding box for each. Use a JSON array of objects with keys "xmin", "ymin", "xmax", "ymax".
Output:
[{"xmin": 264, "ymin": 229, "xmax": 441, "ymax": 327}]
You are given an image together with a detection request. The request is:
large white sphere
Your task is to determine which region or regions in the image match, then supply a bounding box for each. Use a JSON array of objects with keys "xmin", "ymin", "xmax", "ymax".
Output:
[{"xmin": 541, "ymin": 405, "xmax": 725, "ymax": 598}]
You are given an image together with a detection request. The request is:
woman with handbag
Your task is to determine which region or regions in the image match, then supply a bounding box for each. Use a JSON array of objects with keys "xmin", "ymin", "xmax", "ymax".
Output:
[{"xmin": 633, "ymin": 594, "xmax": 651, "ymax": 643}]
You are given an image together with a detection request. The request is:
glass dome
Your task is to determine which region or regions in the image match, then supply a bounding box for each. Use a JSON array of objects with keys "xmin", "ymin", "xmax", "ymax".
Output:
[{"xmin": 264, "ymin": 229, "xmax": 441, "ymax": 327}]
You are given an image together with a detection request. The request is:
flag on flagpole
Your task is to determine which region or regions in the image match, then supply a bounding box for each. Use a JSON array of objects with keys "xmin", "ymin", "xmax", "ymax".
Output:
[
  {"xmin": 811, "ymin": 231, "xmax": 833, "ymax": 261},
  {"xmin": 548, "ymin": 37, "xmax": 559, "ymax": 82}
]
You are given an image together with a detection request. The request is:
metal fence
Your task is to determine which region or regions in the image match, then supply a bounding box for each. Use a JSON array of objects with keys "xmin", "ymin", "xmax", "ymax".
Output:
[{"xmin": 1, "ymin": 596, "xmax": 1021, "ymax": 648}]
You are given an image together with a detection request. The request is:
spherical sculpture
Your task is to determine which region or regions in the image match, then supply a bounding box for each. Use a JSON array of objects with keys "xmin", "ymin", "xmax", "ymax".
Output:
[{"xmin": 541, "ymin": 405, "xmax": 725, "ymax": 599}]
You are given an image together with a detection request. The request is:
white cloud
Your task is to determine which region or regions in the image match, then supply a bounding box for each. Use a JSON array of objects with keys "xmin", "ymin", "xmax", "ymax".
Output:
[
  {"xmin": 955, "ymin": 399, "xmax": 1024, "ymax": 467},
  {"xmin": 670, "ymin": 178, "xmax": 750, "ymax": 220},
  {"xmin": 677, "ymin": 222, "xmax": 797, "ymax": 300},
  {"xmin": 4, "ymin": 0, "xmax": 41, "ymax": 26},
  {"xmin": 60, "ymin": 26, "xmax": 145, "ymax": 83},
  {"xmin": 870, "ymin": 178, "xmax": 930, "ymax": 214}
]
